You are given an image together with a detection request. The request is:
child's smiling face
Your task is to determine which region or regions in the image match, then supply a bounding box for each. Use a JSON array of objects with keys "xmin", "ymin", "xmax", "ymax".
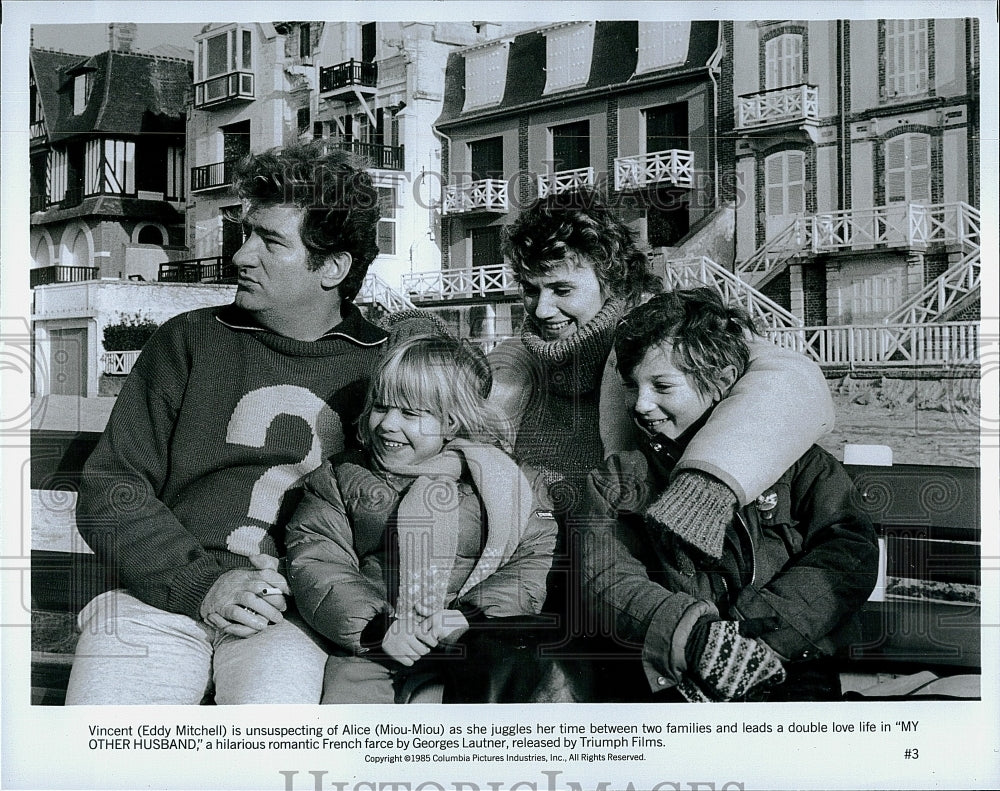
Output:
[
  {"xmin": 368, "ymin": 403, "xmax": 447, "ymax": 467},
  {"xmin": 622, "ymin": 342, "xmax": 717, "ymax": 440}
]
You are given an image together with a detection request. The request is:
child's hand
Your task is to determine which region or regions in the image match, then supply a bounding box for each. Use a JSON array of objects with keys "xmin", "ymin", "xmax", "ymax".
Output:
[
  {"xmin": 381, "ymin": 616, "xmax": 439, "ymax": 666},
  {"xmin": 418, "ymin": 608, "xmax": 469, "ymax": 644}
]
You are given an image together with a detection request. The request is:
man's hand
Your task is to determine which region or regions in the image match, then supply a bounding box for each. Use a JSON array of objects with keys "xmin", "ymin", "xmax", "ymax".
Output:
[
  {"xmin": 200, "ymin": 562, "xmax": 290, "ymax": 638},
  {"xmin": 381, "ymin": 616, "xmax": 438, "ymax": 666}
]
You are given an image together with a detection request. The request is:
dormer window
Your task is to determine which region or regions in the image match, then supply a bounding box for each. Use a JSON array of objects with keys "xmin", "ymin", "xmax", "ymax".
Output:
[
  {"xmin": 463, "ymin": 41, "xmax": 510, "ymax": 112},
  {"xmin": 542, "ymin": 22, "xmax": 595, "ymax": 94},
  {"xmin": 73, "ymin": 72, "xmax": 93, "ymax": 115},
  {"xmin": 636, "ymin": 22, "xmax": 690, "ymax": 75}
]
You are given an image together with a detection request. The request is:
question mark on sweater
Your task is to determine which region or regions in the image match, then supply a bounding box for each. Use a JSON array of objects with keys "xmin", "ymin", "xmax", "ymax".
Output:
[{"xmin": 224, "ymin": 385, "xmax": 343, "ymax": 556}]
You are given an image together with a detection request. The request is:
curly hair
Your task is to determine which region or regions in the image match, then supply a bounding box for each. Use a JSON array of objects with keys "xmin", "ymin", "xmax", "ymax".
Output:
[
  {"xmin": 614, "ymin": 288, "xmax": 759, "ymax": 399},
  {"xmin": 231, "ymin": 142, "xmax": 380, "ymax": 303},
  {"xmin": 358, "ymin": 333, "xmax": 514, "ymax": 453},
  {"xmin": 501, "ymin": 187, "xmax": 662, "ymax": 304}
]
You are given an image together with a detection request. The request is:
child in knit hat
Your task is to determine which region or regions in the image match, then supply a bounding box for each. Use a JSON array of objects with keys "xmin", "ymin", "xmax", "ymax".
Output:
[
  {"xmin": 286, "ymin": 333, "xmax": 560, "ymax": 703},
  {"xmin": 580, "ymin": 288, "xmax": 879, "ymax": 702}
]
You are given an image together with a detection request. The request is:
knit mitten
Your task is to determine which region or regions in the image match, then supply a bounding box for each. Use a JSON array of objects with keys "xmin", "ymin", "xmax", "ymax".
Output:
[
  {"xmin": 645, "ymin": 471, "xmax": 737, "ymax": 559},
  {"xmin": 681, "ymin": 620, "xmax": 785, "ymax": 702}
]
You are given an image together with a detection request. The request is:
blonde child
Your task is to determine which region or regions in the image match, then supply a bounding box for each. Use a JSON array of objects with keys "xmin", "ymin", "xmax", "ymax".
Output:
[{"xmin": 287, "ymin": 333, "xmax": 558, "ymax": 703}]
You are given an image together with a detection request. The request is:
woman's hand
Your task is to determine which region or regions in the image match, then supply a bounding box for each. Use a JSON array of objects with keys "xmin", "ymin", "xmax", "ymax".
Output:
[{"xmin": 381, "ymin": 616, "xmax": 438, "ymax": 666}]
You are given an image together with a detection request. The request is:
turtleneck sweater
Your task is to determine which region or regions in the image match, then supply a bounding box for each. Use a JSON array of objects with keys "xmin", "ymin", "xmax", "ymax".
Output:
[{"xmin": 511, "ymin": 298, "xmax": 627, "ymax": 511}]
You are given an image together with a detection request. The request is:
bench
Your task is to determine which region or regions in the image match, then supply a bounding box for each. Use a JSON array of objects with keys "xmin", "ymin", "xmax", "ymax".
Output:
[{"xmin": 30, "ymin": 430, "xmax": 982, "ymax": 703}]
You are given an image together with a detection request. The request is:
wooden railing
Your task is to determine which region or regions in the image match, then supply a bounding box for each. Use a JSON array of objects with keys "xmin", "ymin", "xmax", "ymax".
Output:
[
  {"xmin": 738, "ymin": 202, "xmax": 981, "ymax": 288},
  {"xmin": 537, "ymin": 166, "xmax": 595, "ymax": 198},
  {"xmin": 737, "ymin": 83, "xmax": 819, "ymax": 129},
  {"xmin": 158, "ymin": 257, "xmax": 236, "ymax": 284},
  {"xmin": 319, "ymin": 59, "xmax": 377, "ymax": 93},
  {"xmin": 401, "ymin": 264, "xmax": 518, "ymax": 301},
  {"xmin": 443, "ymin": 179, "xmax": 509, "ymax": 214},
  {"xmin": 30, "ymin": 265, "xmax": 100, "ymax": 288},
  {"xmin": 766, "ymin": 321, "xmax": 979, "ymax": 367},
  {"xmin": 100, "ymin": 349, "xmax": 142, "ymax": 376},
  {"xmin": 661, "ymin": 256, "xmax": 802, "ymax": 331},
  {"xmin": 356, "ymin": 272, "xmax": 415, "ymax": 312},
  {"xmin": 614, "ymin": 149, "xmax": 694, "ymax": 190}
]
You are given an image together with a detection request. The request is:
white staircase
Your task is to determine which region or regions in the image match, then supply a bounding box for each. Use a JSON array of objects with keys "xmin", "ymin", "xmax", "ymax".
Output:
[{"xmin": 356, "ymin": 272, "xmax": 415, "ymax": 313}]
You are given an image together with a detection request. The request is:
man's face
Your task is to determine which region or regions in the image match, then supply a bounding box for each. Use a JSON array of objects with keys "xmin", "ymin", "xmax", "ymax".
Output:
[
  {"xmin": 232, "ymin": 205, "xmax": 332, "ymax": 326},
  {"xmin": 519, "ymin": 252, "xmax": 607, "ymax": 341},
  {"xmin": 622, "ymin": 342, "xmax": 715, "ymax": 440}
]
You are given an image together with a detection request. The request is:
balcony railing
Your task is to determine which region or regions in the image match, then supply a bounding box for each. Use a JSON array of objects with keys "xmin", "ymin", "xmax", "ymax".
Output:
[
  {"xmin": 356, "ymin": 272, "xmax": 415, "ymax": 313},
  {"xmin": 191, "ymin": 159, "xmax": 238, "ymax": 192},
  {"xmin": 660, "ymin": 255, "xmax": 802, "ymax": 331},
  {"xmin": 738, "ymin": 202, "xmax": 981, "ymax": 285},
  {"xmin": 319, "ymin": 59, "xmax": 377, "ymax": 94},
  {"xmin": 766, "ymin": 321, "xmax": 979, "ymax": 368},
  {"xmin": 30, "ymin": 265, "xmax": 100, "ymax": 288},
  {"xmin": 158, "ymin": 256, "xmax": 236, "ymax": 284},
  {"xmin": 193, "ymin": 71, "xmax": 255, "ymax": 109},
  {"xmin": 401, "ymin": 264, "xmax": 518, "ymax": 302},
  {"xmin": 537, "ymin": 166, "xmax": 595, "ymax": 198},
  {"xmin": 737, "ymin": 84, "xmax": 819, "ymax": 129},
  {"xmin": 443, "ymin": 179, "xmax": 508, "ymax": 214},
  {"xmin": 60, "ymin": 186, "xmax": 84, "ymax": 208},
  {"xmin": 329, "ymin": 140, "xmax": 404, "ymax": 171},
  {"xmin": 101, "ymin": 349, "xmax": 142, "ymax": 376},
  {"xmin": 614, "ymin": 149, "xmax": 694, "ymax": 190},
  {"xmin": 30, "ymin": 120, "xmax": 46, "ymax": 140}
]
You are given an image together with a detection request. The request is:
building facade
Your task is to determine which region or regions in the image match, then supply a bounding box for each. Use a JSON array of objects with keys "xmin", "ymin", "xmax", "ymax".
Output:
[
  {"xmin": 29, "ymin": 27, "xmax": 199, "ymax": 397},
  {"xmin": 723, "ymin": 18, "xmax": 980, "ymax": 330},
  {"xmin": 428, "ymin": 21, "xmax": 723, "ymax": 342},
  {"xmin": 186, "ymin": 20, "xmax": 499, "ymax": 300}
]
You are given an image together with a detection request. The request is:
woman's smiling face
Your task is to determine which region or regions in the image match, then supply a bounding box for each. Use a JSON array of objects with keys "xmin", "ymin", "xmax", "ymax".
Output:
[{"xmin": 519, "ymin": 252, "xmax": 607, "ymax": 341}]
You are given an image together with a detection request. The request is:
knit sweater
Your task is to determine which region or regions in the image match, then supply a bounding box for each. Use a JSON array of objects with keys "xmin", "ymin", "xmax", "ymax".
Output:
[
  {"xmin": 495, "ymin": 298, "xmax": 625, "ymax": 511},
  {"xmin": 76, "ymin": 302, "xmax": 387, "ymax": 618}
]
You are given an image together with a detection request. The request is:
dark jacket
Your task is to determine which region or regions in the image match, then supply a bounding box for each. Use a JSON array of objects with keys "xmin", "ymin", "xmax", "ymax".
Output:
[
  {"xmin": 580, "ymin": 440, "xmax": 879, "ymax": 694},
  {"xmin": 287, "ymin": 449, "xmax": 558, "ymax": 654}
]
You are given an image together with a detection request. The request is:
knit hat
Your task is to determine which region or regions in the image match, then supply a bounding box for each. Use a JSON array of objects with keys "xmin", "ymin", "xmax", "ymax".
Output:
[
  {"xmin": 378, "ymin": 308, "xmax": 452, "ymax": 346},
  {"xmin": 645, "ymin": 470, "xmax": 737, "ymax": 559},
  {"xmin": 679, "ymin": 620, "xmax": 786, "ymax": 702}
]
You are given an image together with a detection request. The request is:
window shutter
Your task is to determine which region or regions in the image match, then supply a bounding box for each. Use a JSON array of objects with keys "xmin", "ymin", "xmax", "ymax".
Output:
[
  {"xmin": 786, "ymin": 152, "xmax": 805, "ymax": 214},
  {"xmin": 543, "ymin": 23, "xmax": 596, "ymax": 94},
  {"xmin": 636, "ymin": 22, "xmax": 690, "ymax": 74},
  {"xmin": 765, "ymin": 154, "xmax": 785, "ymax": 215},
  {"xmin": 909, "ymin": 134, "xmax": 931, "ymax": 203},
  {"xmin": 765, "ymin": 34, "xmax": 802, "ymax": 90},
  {"xmin": 885, "ymin": 20, "xmax": 927, "ymax": 97},
  {"xmin": 463, "ymin": 42, "xmax": 510, "ymax": 111},
  {"xmin": 885, "ymin": 136, "xmax": 906, "ymax": 202}
]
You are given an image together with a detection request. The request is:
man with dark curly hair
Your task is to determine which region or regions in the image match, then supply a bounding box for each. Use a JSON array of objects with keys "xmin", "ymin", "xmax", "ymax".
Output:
[{"xmin": 67, "ymin": 143, "xmax": 389, "ymax": 704}]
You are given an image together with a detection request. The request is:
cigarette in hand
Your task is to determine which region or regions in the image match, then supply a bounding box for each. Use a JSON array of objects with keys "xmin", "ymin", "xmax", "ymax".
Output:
[{"xmin": 260, "ymin": 586, "xmax": 282, "ymax": 596}]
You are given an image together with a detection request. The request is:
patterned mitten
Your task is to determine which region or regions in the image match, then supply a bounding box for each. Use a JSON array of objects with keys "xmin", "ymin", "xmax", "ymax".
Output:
[
  {"xmin": 645, "ymin": 471, "xmax": 737, "ymax": 559},
  {"xmin": 682, "ymin": 620, "xmax": 785, "ymax": 702}
]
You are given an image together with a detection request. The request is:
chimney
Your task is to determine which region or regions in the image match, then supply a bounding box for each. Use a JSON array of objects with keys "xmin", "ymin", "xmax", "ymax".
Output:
[{"xmin": 108, "ymin": 23, "xmax": 137, "ymax": 53}]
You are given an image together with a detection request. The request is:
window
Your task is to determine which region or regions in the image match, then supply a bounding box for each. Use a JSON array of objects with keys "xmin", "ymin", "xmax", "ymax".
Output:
[
  {"xmin": 297, "ymin": 107, "xmax": 311, "ymax": 136},
  {"xmin": 636, "ymin": 22, "xmax": 690, "ymax": 74},
  {"xmin": 885, "ymin": 19, "xmax": 928, "ymax": 98},
  {"xmin": 765, "ymin": 33, "xmax": 803, "ymax": 90},
  {"xmin": 885, "ymin": 133, "xmax": 931, "ymax": 204},
  {"xmin": 463, "ymin": 42, "xmax": 510, "ymax": 112},
  {"xmin": 850, "ymin": 274, "xmax": 901, "ymax": 321},
  {"xmin": 137, "ymin": 225, "xmax": 164, "ymax": 245},
  {"xmin": 471, "ymin": 226, "xmax": 503, "ymax": 268},
  {"xmin": 542, "ymin": 22, "xmax": 596, "ymax": 94},
  {"xmin": 86, "ymin": 139, "xmax": 135, "ymax": 195},
  {"xmin": 197, "ymin": 26, "xmax": 253, "ymax": 81},
  {"xmin": 377, "ymin": 187, "xmax": 397, "ymax": 256},
  {"xmin": 299, "ymin": 23, "xmax": 311, "ymax": 58},
  {"xmin": 72, "ymin": 73, "xmax": 92, "ymax": 115},
  {"xmin": 645, "ymin": 103, "xmax": 688, "ymax": 154},
  {"xmin": 765, "ymin": 151, "xmax": 806, "ymax": 217},
  {"xmin": 551, "ymin": 120, "xmax": 590, "ymax": 171},
  {"xmin": 361, "ymin": 23, "xmax": 377, "ymax": 63},
  {"xmin": 165, "ymin": 146, "xmax": 185, "ymax": 200},
  {"xmin": 470, "ymin": 137, "xmax": 504, "ymax": 181}
]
